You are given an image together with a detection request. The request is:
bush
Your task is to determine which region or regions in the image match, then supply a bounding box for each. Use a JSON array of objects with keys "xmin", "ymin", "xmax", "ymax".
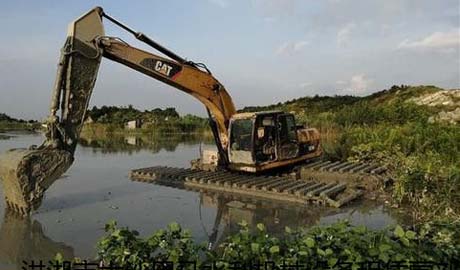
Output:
[
  {"xmin": 86, "ymin": 221, "xmax": 459, "ymax": 270},
  {"xmin": 343, "ymin": 121, "xmax": 460, "ymax": 221},
  {"xmin": 96, "ymin": 221, "xmax": 205, "ymax": 269}
]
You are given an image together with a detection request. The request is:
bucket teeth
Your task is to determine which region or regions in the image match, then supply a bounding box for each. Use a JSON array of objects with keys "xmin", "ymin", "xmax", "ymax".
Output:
[{"xmin": 5, "ymin": 200, "xmax": 28, "ymax": 216}]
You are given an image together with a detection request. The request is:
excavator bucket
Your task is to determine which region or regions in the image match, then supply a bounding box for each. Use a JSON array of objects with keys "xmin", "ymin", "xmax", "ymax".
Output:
[
  {"xmin": 0, "ymin": 149, "xmax": 74, "ymax": 213},
  {"xmin": 0, "ymin": 7, "xmax": 104, "ymax": 214}
]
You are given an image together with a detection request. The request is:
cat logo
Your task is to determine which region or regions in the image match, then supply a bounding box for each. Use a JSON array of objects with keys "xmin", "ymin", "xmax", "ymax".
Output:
[
  {"xmin": 139, "ymin": 58, "xmax": 181, "ymax": 78},
  {"xmin": 155, "ymin": 61, "xmax": 173, "ymax": 77}
]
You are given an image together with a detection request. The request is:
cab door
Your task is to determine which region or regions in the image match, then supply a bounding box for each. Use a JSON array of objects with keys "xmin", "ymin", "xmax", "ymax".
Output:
[{"xmin": 277, "ymin": 114, "xmax": 299, "ymax": 160}]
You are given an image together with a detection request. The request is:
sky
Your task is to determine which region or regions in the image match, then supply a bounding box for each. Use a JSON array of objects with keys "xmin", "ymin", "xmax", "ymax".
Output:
[{"xmin": 0, "ymin": 0, "xmax": 459, "ymax": 120}]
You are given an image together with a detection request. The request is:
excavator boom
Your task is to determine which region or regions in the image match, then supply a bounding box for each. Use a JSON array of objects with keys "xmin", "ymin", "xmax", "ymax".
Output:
[
  {"xmin": 0, "ymin": 7, "xmax": 236, "ymax": 213},
  {"xmin": 99, "ymin": 37, "xmax": 236, "ymax": 150}
]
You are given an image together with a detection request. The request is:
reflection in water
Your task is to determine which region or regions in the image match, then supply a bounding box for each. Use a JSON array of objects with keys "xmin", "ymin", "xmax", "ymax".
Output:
[
  {"xmin": 198, "ymin": 192, "xmax": 341, "ymax": 248},
  {"xmin": 0, "ymin": 134, "xmax": 13, "ymax": 140},
  {"xmin": 189, "ymin": 189, "xmax": 397, "ymax": 249},
  {"xmin": 79, "ymin": 133, "xmax": 213, "ymax": 154},
  {"xmin": 0, "ymin": 208, "xmax": 74, "ymax": 270}
]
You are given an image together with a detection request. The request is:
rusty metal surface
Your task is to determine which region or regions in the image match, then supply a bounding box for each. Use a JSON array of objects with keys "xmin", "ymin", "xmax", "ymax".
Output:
[
  {"xmin": 130, "ymin": 166, "xmax": 364, "ymax": 208},
  {"xmin": 297, "ymin": 160, "xmax": 389, "ymax": 187},
  {"xmin": 295, "ymin": 159, "xmax": 390, "ymax": 204}
]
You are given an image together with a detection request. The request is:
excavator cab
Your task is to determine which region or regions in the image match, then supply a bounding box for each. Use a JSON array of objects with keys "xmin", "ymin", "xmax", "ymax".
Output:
[{"xmin": 228, "ymin": 112, "xmax": 321, "ymax": 172}]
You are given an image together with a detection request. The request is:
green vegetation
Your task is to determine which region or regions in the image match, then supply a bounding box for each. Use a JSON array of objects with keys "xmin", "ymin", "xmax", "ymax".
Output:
[
  {"xmin": 84, "ymin": 105, "xmax": 210, "ymax": 135},
  {"xmin": 0, "ymin": 113, "xmax": 39, "ymax": 131},
  {"xmin": 57, "ymin": 220, "xmax": 457, "ymax": 269},
  {"xmin": 242, "ymin": 85, "xmax": 460, "ymax": 222}
]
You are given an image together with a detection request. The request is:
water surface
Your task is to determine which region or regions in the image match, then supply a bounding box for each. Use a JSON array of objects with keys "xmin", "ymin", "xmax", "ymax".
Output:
[{"xmin": 0, "ymin": 132, "xmax": 401, "ymax": 270}]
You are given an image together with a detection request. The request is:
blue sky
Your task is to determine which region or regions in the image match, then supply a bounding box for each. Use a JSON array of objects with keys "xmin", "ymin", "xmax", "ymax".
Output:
[{"xmin": 0, "ymin": 0, "xmax": 459, "ymax": 119}]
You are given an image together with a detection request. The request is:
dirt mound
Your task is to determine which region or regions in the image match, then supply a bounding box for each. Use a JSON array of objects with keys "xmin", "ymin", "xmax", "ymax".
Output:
[
  {"xmin": 409, "ymin": 90, "xmax": 460, "ymax": 124},
  {"xmin": 410, "ymin": 90, "xmax": 460, "ymax": 107}
]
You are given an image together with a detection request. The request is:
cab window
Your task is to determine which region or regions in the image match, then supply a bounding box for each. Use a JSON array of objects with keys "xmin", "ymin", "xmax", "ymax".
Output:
[
  {"xmin": 230, "ymin": 119, "xmax": 253, "ymax": 151},
  {"xmin": 278, "ymin": 115, "xmax": 297, "ymax": 143}
]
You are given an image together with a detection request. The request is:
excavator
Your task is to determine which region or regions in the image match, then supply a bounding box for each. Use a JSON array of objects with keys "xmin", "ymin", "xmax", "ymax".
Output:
[{"xmin": 0, "ymin": 7, "xmax": 321, "ymax": 214}]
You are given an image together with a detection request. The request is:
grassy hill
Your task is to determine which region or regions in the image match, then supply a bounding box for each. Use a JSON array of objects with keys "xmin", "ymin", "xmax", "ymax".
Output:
[{"xmin": 241, "ymin": 85, "xmax": 448, "ymax": 127}]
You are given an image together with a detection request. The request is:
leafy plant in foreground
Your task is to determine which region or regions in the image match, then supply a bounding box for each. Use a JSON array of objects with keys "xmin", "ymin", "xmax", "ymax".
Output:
[
  {"xmin": 90, "ymin": 220, "xmax": 459, "ymax": 270},
  {"xmin": 96, "ymin": 221, "xmax": 205, "ymax": 269}
]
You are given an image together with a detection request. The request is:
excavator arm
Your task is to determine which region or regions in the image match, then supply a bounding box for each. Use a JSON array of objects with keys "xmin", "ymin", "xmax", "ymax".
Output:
[
  {"xmin": 0, "ymin": 7, "xmax": 235, "ymax": 213},
  {"xmin": 53, "ymin": 7, "xmax": 236, "ymax": 157},
  {"xmin": 98, "ymin": 37, "xmax": 236, "ymax": 151}
]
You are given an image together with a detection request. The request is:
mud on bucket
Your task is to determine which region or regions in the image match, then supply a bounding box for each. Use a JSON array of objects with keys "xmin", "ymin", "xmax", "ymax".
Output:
[{"xmin": 0, "ymin": 148, "xmax": 73, "ymax": 214}]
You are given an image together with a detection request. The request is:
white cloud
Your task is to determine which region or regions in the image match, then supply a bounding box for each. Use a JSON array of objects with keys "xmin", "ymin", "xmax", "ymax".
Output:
[
  {"xmin": 276, "ymin": 40, "xmax": 309, "ymax": 55},
  {"xmin": 341, "ymin": 74, "xmax": 373, "ymax": 94},
  {"xmin": 207, "ymin": 0, "xmax": 228, "ymax": 8},
  {"xmin": 299, "ymin": 82, "xmax": 312, "ymax": 88},
  {"xmin": 337, "ymin": 23, "xmax": 356, "ymax": 47},
  {"xmin": 294, "ymin": 41, "xmax": 309, "ymax": 51},
  {"xmin": 398, "ymin": 29, "xmax": 460, "ymax": 51}
]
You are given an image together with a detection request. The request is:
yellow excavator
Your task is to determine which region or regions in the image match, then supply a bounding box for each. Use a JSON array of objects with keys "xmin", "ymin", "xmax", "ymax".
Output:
[{"xmin": 0, "ymin": 7, "xmax": 321, "ymax": 213}]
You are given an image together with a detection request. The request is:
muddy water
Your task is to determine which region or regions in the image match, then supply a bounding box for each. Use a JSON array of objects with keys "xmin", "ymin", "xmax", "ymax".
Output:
[{"xmin": 0, "ymin": 131, "xmax": 402, "ymax": 270}]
